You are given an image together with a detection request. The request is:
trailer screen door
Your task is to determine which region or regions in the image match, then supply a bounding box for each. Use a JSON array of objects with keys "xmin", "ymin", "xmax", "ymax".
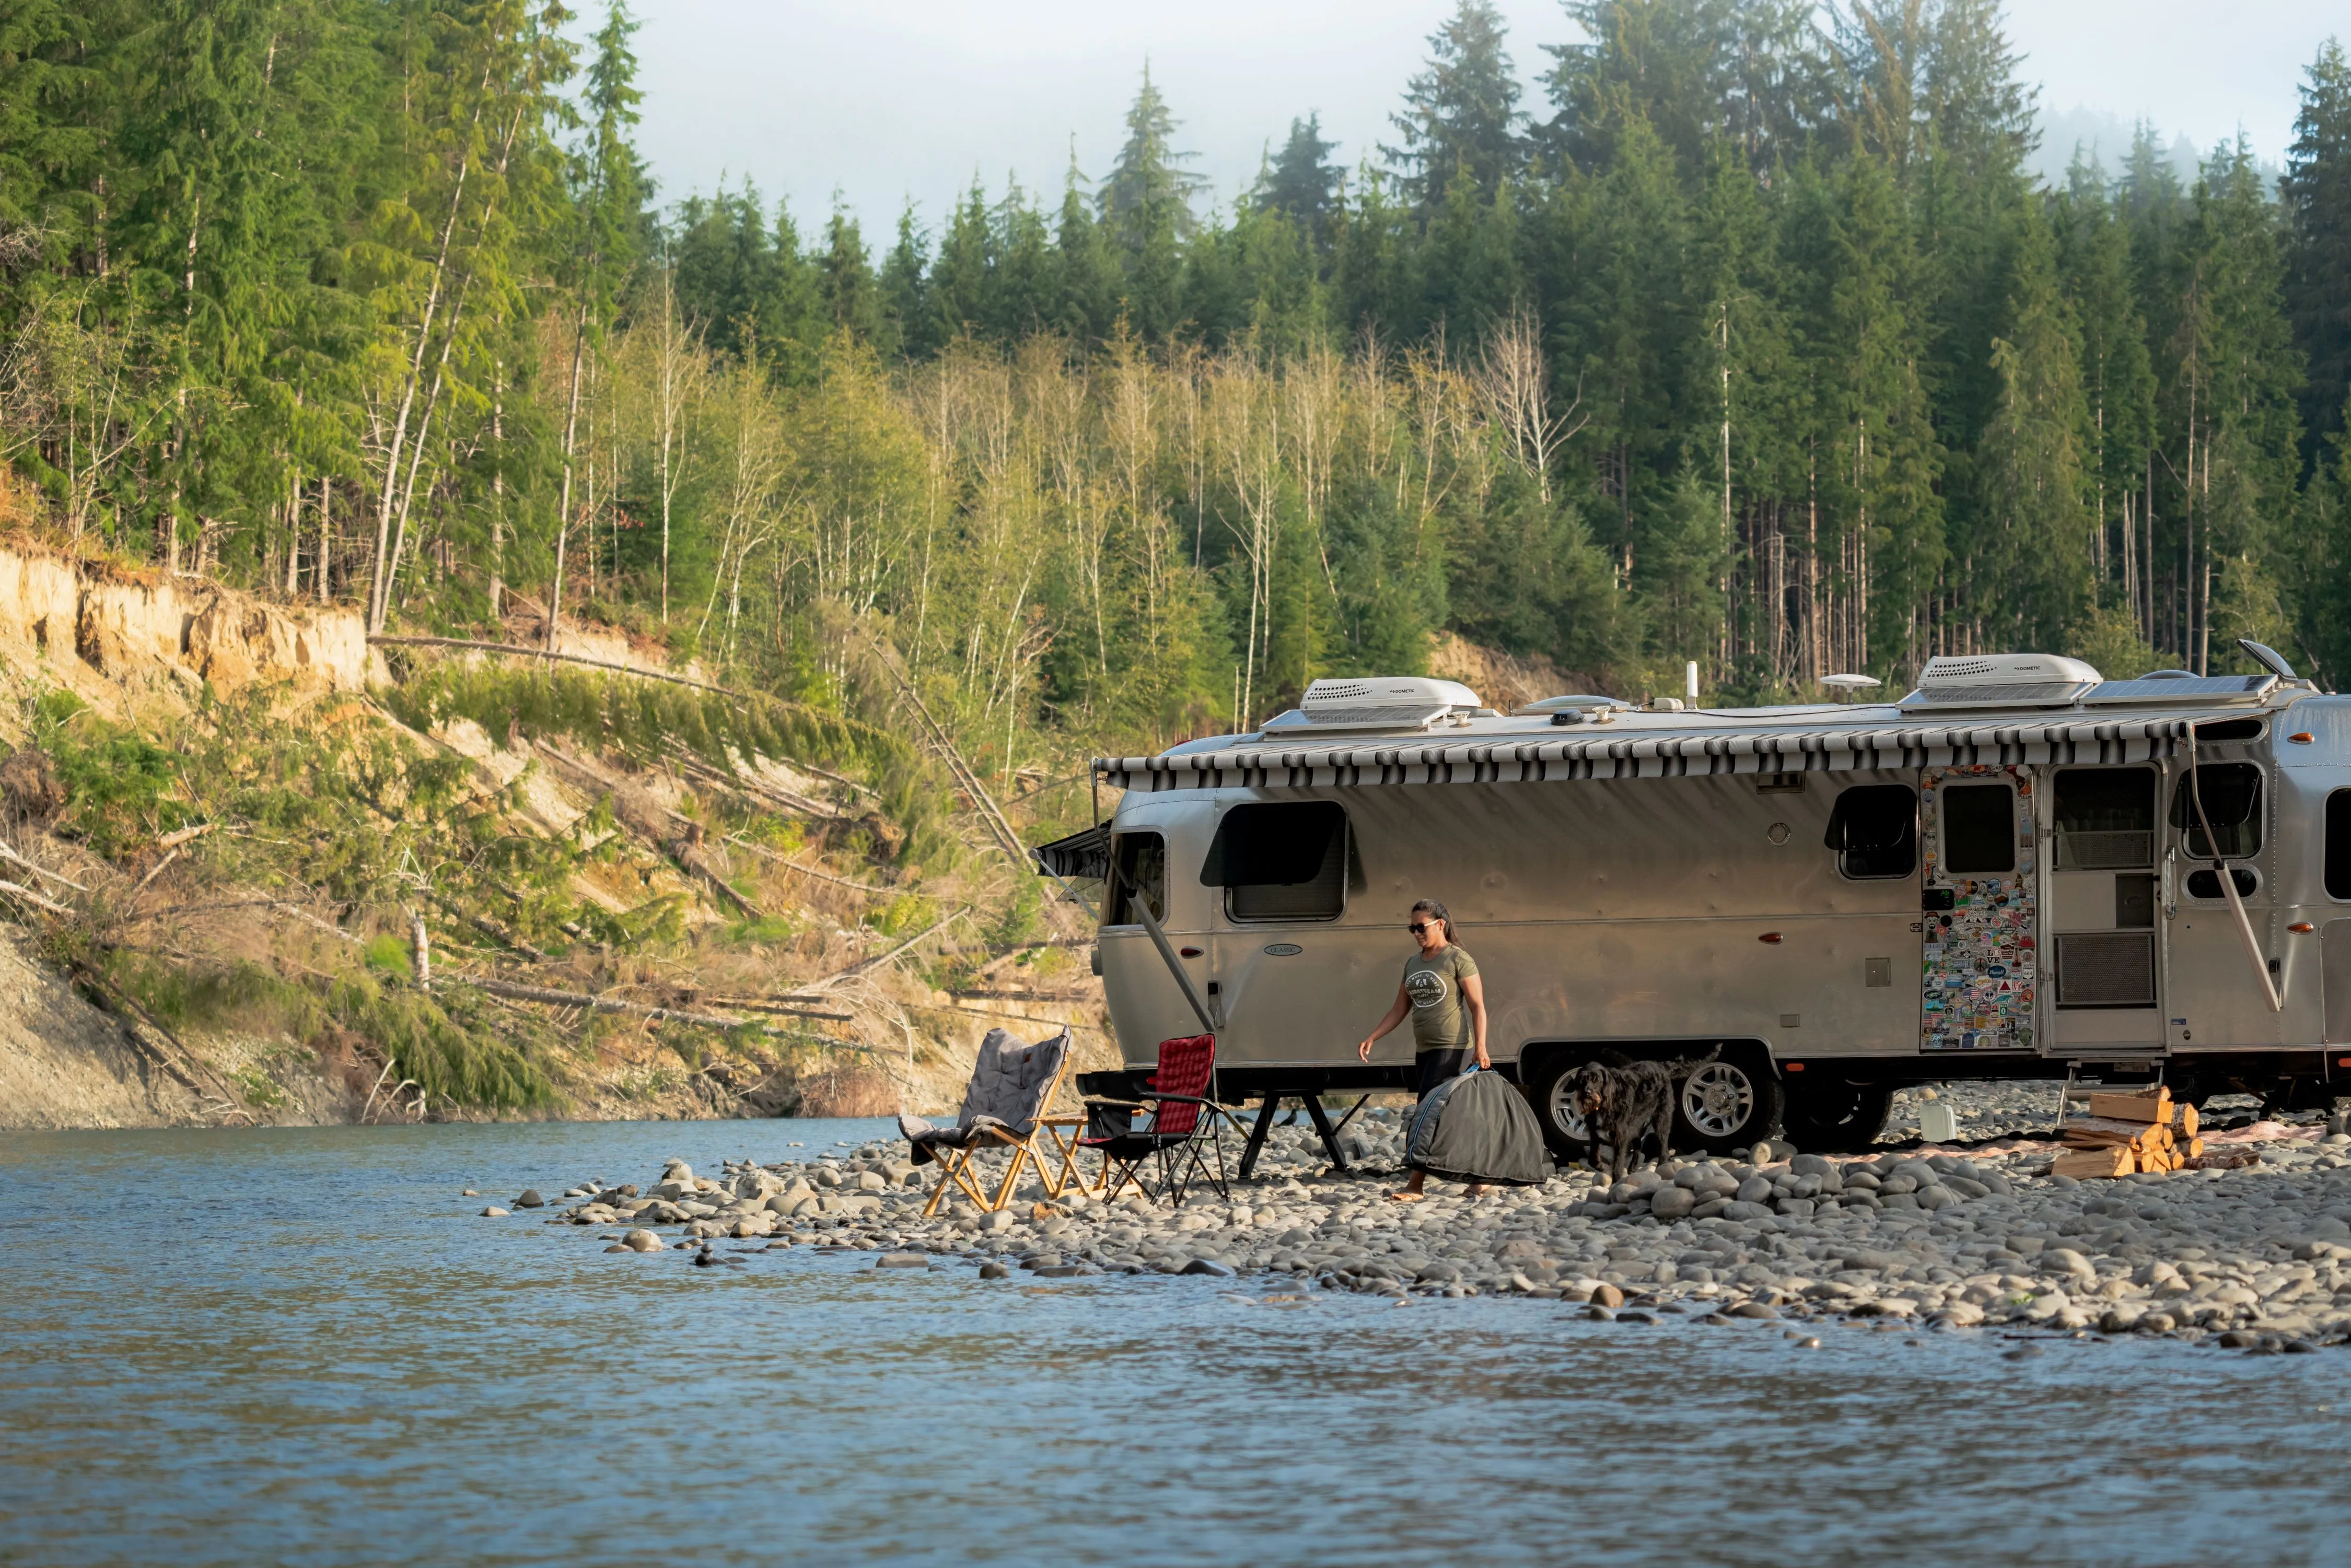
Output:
[{"xmin": 1921, "ymin": 766, "xmax": 2038, "ymax": 1052}]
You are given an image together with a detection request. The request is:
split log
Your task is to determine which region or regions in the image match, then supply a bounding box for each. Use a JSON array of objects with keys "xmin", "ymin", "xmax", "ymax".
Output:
[
  {"xmin": 2087, "ymin": 1089, "xmax": 2172, "ymax": 1124},
  {"xmin": 2053, "ymin": 1145, "xmax": 2134, "ymax": 1179}
]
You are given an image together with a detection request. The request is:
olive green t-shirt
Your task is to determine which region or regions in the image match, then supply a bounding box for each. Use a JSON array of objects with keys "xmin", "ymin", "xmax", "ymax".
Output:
[{"xmin": 1402, "ymin": 944, "xmax": 1479, "ymax": 1052}]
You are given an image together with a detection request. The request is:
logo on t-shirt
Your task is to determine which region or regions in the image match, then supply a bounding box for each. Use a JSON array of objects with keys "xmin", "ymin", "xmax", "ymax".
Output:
[{"xmin": 1405, "ymin": 968, "xmax": 1450, "ymax": 1009}]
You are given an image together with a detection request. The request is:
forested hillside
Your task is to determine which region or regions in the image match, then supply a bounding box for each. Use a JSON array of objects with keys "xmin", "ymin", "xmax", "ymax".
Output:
[{"xmin": 3, "ymin": 0, "xmax": 2350, "ymax": 757}]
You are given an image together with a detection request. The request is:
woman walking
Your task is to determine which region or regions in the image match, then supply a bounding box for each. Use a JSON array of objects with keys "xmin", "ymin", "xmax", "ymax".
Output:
[{"xmin": 1356, "ymin": 898, "xmax": 1488, "ymax": 1201}]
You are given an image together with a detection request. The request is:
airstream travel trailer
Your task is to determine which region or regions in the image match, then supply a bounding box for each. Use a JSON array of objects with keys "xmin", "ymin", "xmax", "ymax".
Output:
[{"xmin": 1042, "ymin": 644, "xmax": 2351, "ymax": 1159}]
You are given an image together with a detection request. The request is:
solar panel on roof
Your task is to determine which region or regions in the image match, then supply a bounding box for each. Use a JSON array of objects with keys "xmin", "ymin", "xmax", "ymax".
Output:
[{"xmin": 2081, "ymin": 675, "xmax": 2276, "ymax": 705}]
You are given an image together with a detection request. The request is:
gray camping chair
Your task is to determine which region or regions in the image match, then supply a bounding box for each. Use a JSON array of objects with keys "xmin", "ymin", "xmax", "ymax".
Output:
[{"xmin": 899, "ymin": 1028, "xmax": 1079, "ymax": 1214}]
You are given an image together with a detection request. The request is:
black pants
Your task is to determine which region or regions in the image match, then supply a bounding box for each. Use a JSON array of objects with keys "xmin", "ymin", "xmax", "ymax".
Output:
[{"xmin": 1414, "ymin": 1048, "xmax": 1469, "ymax": 1101}]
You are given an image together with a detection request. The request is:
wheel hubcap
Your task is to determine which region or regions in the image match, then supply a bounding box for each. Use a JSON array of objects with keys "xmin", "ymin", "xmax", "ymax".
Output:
[
  {"xmin": 1681, "ymin": 1062, "xmax": 1755, "ymax": 1139},
  {"xmin": 1545, "ymin": 1077, "xmax": 1591, "ymax": 1142}
]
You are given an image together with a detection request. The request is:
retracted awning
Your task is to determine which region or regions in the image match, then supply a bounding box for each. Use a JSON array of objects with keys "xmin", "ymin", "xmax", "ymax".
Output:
[{"xmin": 1096, "ymin": 716, "xmax": 2192, "ymax": 793}]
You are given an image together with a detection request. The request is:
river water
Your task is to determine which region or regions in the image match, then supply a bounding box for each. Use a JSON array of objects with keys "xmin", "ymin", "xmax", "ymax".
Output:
[{"xmin": 5, "ymin": 1118, "xmax": 2348, "ymax": 1566}]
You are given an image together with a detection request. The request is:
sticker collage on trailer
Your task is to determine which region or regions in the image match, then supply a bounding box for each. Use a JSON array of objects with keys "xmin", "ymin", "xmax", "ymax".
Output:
[{"xmin": 1921, "ymin": 765, "xmax": 2037, "ymax": 1051}]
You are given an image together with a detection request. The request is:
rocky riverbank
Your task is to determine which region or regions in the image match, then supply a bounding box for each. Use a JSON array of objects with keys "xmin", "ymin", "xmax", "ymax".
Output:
[{"xmin": 492, "ymin": 1080, "xmax": 2351, "ymax": 1352}]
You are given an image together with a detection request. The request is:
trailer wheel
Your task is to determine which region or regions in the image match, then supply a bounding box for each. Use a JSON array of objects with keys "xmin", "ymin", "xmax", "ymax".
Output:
[
  {"xmin": 1673, "ymin": 1054, "xmax": 1783, "ymax": 1155},
  {"xmin": 1780, "ymin": 1078, "xmax": 1894, "ymax": 1154},
  {"xmin": 1523, "ymin": 1055, "xmax": 1596, "ymax": 1163}
]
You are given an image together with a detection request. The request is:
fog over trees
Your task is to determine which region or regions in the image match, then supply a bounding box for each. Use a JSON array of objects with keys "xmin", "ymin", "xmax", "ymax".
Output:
[{"xmin": 3, "ymin": 0, "xmax": 2350, "ymax": 766}]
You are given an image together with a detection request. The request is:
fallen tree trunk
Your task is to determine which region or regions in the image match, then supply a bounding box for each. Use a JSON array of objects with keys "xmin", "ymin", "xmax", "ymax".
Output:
[{"xmin": 460, "ymin": 977, "xmax": 755, "ymax": 1031}]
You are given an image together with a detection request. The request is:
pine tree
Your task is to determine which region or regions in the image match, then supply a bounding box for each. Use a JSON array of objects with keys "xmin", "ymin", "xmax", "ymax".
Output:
[
  {"xmin": 1976, "ymin": 201, "xmax": 2093, "ymax": 651},
  {"xmin": 2285, "ymin": 38, "xmax": 2351, "ymax": 469},
  {"xmin": 1099, "ymin": 64, "xmax": 1200, "ymax": 338},
  {"xmin": 1258, "ymin": 112, "xmax": 1341, "ymax": 247},
  {"xmin": 988, "ymin": 177, "xmax": 1053, "ymax": 340},
  {"xmin": 1559, "ymin": 110, "xmax": 1686, "ymax": 581},
  {"xmin": 818, "ymin": 206, "xmax": 881, "ymax": 342},
  {"xmin": 928, "ymin": 176, "xmax": 993, "ymax": 342},
  {"xmin": 877, "ymin": 201, "xmax": 932, "ymax": 359},
  {"xmin": 1541, "ymin": 0, "xmax": 1818, "ymax": 176},
  {"xmin": 2055, "ymin": 154, "xmax": 2156, "ymax": 632},
  {"xmin": 1050, "ymin": 160, "xmax": 1122, "ymax": 345},
  {"xmin": 1384, "ymin": 0, "xmax": 1526, "ymax": 213}
]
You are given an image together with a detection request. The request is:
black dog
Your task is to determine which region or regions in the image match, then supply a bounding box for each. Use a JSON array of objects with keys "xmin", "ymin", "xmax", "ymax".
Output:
[{"xmin": 1566, "ymin": 1047, "xmax": 1722, "ymax": 1184}]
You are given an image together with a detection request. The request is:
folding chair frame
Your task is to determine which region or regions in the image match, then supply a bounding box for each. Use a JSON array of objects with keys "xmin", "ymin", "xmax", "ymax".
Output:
[
  {"xmin": 919, "ymin": 1040, "xmax": 1096, "ymax": 1216},
  {"xmin": 1081, "ymin": 1093, "xmax": 1243, "ymax": 1207}
]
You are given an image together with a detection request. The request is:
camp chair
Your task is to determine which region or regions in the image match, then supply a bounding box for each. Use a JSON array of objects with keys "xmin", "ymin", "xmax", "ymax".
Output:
[
  {"xmin": 1077, "ymin": 1034, "xmax": 1239, "ymax": 1206},
  {"xmin": 900, "ymin": 1027, "xmax": 1078, "ymax": 1215}
]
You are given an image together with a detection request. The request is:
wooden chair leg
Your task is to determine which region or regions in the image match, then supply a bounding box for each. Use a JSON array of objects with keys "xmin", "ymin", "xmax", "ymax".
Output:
[
  {"xmin": 929, "ymin": 1145, "xmax": 995, "ymax": 1214},
  {"xmin": 989, "ymin": 1143, "xmax": 1033, "ymax": 1211}
]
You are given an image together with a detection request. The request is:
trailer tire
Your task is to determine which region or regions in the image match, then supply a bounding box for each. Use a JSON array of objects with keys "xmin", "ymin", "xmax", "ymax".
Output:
[
  {"xmin": 1780, "ymin": 1078, "xmax": 1894, "ymax": 1154},
  {"xmin": 1672, "ymin": 1052, "xmax": 1782, "ymax": 1156},
  {"xmin": 1522, "ymin": 1054, "xmax": 1596, "ymax": 1163}
]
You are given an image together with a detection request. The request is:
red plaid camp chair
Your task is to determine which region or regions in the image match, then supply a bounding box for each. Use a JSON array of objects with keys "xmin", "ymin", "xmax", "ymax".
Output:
[{"xmin": 1076, "ymin": 1034, "xmax": 1238, "ymax": 1206}]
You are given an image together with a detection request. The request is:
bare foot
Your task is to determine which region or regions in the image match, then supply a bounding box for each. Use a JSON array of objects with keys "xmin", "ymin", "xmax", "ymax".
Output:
[
  {"xmin": 1384, "ymin": 1190, "xmax": 1425, "ymax": 1203},
  {"xmin": 1464, "ymin": 1183, "xmax": 1492, "ymax": 1197}
]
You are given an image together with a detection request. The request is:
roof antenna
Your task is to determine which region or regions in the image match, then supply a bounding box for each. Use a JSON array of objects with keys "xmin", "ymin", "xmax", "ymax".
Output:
[{"xmin": 1820, "ymin": 673, "xmax": 1881, "ymax": 704}]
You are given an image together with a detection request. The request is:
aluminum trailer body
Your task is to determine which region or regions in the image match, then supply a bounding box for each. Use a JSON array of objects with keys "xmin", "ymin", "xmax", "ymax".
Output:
[{"xmin": 1055, "ymin": 656, "xmax": 2351, "ymax": 1154}]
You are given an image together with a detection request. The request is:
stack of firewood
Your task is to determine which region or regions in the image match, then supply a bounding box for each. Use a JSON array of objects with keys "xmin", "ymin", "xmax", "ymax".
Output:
[{"xmin": 2052, "ymin": 1087, "xmax": 2204, "ymax": 1178}]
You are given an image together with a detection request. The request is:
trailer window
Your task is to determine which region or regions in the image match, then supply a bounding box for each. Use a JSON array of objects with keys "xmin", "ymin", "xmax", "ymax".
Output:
[
  {"xmin": 1825, "ymin": 785, "xmax": 1917, "ymax": 880},
  {"xmin": 1941, "ymin": 783, "xmax": 2017, "ymax": 874},
  {"xmin": 2170, "ymin": 764, "xmax": 2264, "ymax": 860},
  {"xmin": 1104, "ymin": 832, "xmax": 1166, "ymax": 925},
  {"xmin": 2328, "ymin": 791, "xmax": 2351, "ymax": 899},
  {"xmin": 1201, "ymin": 801, "xmax": 1347, "ymax": 920},
  {"xmin": 2053, "ymin": 769, "xmax": 2155, "ymax": 869}
]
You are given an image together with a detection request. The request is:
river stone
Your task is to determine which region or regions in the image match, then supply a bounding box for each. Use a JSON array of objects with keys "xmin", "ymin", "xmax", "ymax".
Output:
[
  {"xmin": 1589, "ymin": 1282, "xmax": 1625, "ymax": 1309},
  {"xmin": 1732, "ymin": 1301, "xmax": 1779, "ymax": 1319},
  {"xmin": 977, "ymin": 1261, "xmax": 1010, "ymax": 1279},
  {"xmin": 479, "ymin": 1206, "xmax": 508, "ymax": 1218},
  {"xmin": 876, "ymin": 1253, "xmax": 929, "ymax": 1269},
  {"xmin": 622, "ymin": 1228, "xmax": 662, "ymax": 1253},
  {"xmin": 1649, "ymin": 1187, "xmax": 1697, "ymax": 1220},
  {"xmin": 1182, "ymin": 1258, "xmax": 1237, "ymax": 1277},
  {"xmin": 513, "ymin": 1189, "xmax": 545, "ymax": 1209},
  {"xmin": 1735, "ymin": 1176, "xmax": 1773, "ymax": 1204}
]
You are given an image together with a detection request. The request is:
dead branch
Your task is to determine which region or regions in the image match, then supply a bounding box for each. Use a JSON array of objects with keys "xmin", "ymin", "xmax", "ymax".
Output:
[
  {"xmin": 807, "ymin": 904, "xmax": 971, "ymax": 989},
  {"xmin": 721, "ymin": 833, "xmax": 889, "ymax": 897},
  {"xmin": 0, "ymin": 840, "xmax": 89, "ymax": 893},
  {"xmin": 457, "ymin": 976, "xmax": 762, "ymax": 1031}
]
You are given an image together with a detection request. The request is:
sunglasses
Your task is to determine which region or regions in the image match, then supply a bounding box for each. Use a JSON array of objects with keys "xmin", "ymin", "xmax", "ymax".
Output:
[{"xmin": 1407, "ymin": 922, "xmax": 1435, "ymax": 935}]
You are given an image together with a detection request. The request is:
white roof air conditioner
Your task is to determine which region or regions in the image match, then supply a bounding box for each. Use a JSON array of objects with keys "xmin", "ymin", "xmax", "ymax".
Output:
[
  {"xmin": 1261, "ymin": 676, "xmax": 1485, "ymax": 733},
  {"xmin": 1900, "ymin": 653, "xmax": 2103, "ymax": 710}
]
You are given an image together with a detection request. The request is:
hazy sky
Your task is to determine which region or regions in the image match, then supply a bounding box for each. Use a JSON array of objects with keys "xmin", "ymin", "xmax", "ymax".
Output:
[{"xmin": 627, "ymin": 1, "xmax": 2344, "ymax": 235}]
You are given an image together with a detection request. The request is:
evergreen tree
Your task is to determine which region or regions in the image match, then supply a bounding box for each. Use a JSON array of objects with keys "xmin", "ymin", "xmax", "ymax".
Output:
[
  {"xmin": 669, "ymin": 184, "xmax": 820, "ymax": 373},
  {"xmin": 2285, "ymin": 38, "xmax": 2351, "ymax": 469},
  {"xmin": 1384, "ymin": 0, "xmax": 1526, "ymax": 214},
  {"xmin": 1258, "ymin": 112, "xmax": 1341, "ymax": 247},
  {"xmin": 2054, "ymin": 154, "xmax": 2156, "ymax": 626},
  {"xmin": 1976, "ymin": 201, "xmax": 2093, "ymax": 651},
  {"xmin": 1099, "ymin": 64, "xmax": 1200, "ymax": 338},
  {"xmin": 877, "ymin": 201, "xmax": 932, "ymax": 359},
  {"xmin": 1050, "ymin": 160, "xmax": 1122, "ymax": 345},
  {"xmin": 927, "ymin": 176, "xmax": 993, "ymax": 342},
  {"xmin": 1541, "ymin": 0, "xmax": 1818, "ymax": 176},
  {"xmin": 818, "ymin": 206, "xmax": 881, "ymax": 343},
  {"xmin": 988, "ymin": 177, "xmax": 1053, "ymax": 340}
]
